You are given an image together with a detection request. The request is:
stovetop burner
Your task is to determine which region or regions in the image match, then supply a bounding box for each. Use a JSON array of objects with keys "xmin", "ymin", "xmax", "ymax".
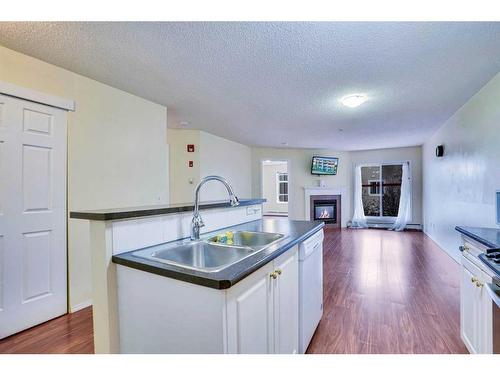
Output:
[{"xmin": 479, "ymin": 248, "xmax": 500, "ymax": 281}]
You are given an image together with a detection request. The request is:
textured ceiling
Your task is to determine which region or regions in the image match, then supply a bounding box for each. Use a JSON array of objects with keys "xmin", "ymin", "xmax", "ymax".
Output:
[{"xmin": 1, "ymin": 22, "xmax": 500, "ymax": 150}]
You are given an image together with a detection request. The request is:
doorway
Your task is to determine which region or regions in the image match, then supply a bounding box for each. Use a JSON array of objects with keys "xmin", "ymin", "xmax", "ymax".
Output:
[{"xmin": 261, "ymin": 160, "xmax": 289, "ymax": 217}]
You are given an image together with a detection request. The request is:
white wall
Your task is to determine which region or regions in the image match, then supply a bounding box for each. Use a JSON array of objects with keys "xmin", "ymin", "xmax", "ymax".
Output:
[
  {"xmin": 168, "ymin": 129, "xmax": 252, "ymax": 203},
  {"xmin": 251, "ymin": 146, "xmax": 423, "ymax": 228},
  {"xmin": 262, "ymin": 162, "xmax": 288, "ymax": 214},
  {"xmin": 0, "ymin": 45, "xmax": 169, "ymax": 310},
  {"xmin": 167, "ymin": 129, "xmax": 200, "ymax": 204},
  {"xmin": 423, "ymin": 72, "xmax": 500, "ymax": 262},
  {"xmin": 349, "ymin": 146, "xmax": 423, "ymax": 226},
  {"xmin": 251, "ymin": 148, "xmax": 351, "ymax": 221},
  {"xmin": 199, "ymin": 131, "xmax": 252, "ymax": 201}
]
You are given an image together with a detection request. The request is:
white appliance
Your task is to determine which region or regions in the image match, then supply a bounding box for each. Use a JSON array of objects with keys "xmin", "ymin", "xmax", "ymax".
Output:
[
  {"xmin": 298, "ymin": 228, "xmax": 324, "ymax": 353},
  {"xmin": 485, "ymin": 282, "xmax": 500, "ymax": 353}
]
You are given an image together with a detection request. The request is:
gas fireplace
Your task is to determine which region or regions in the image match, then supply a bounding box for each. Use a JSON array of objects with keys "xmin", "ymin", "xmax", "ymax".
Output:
[{"xmin": 310, "ymin": 194, "xmax": 341, "ymax": 228}]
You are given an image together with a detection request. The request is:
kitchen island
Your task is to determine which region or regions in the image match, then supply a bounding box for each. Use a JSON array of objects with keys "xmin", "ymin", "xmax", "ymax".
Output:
[
  {"xmin": 71, "ymin": 198, "xmax": 324, "ymax": 354},
  {"xmin": 114, "ymin": 218, "xmax": 324, "ymax": 354}
]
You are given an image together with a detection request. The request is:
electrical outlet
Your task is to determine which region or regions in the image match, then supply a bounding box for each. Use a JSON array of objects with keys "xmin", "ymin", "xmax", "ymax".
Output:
[{"xmin": 246, "ymin": 206, "xmax": 261, "ymax": 216}]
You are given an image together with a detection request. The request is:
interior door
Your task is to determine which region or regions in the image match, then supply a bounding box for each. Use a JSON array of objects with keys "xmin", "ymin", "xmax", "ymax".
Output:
[
  {"xmin": 274, "ymin": 246, "xmax": 299, "ymax": 354},
  {"xmin": 0, "ymin": 94, "xmax": 67, "ymax": 339}
]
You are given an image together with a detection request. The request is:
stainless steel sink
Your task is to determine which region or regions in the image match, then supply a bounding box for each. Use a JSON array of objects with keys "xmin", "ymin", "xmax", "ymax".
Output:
[
  {"xmin": 148, "ymin": 241, "xmax": 254, "ymax": 272},
  {"xmin": 207, "ymin": 231, "xmax": 285, "ymax": 250},
  {"xmin": 132, "ymin": 231, "xmax": 285, "ymax": 272}
]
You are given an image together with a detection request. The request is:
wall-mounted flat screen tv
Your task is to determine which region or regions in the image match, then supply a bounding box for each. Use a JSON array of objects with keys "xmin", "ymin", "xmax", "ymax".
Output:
[{"xmin": 311, "ymin": 156, "xmax": 339, "ymax": 175}]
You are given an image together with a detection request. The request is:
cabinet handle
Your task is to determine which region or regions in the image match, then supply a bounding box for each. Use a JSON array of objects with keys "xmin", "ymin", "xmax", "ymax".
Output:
[
  {"xmin": 471, "ymin": 277, "xmax": 478, "ymax": 283},
  {"xmin": 476, "ymin": 281, "xmax": 484, "ymax": 288},
  {"xmin": 270, "ymin": 272, "xmax": 278, "ymax": 280},
  {"xmin": 275, "ymin": 269, "xmax": 282, "ymax": 275},
  {"xmin": 460, "ymin": 245, "xmax": 470, "ymax": 252}
]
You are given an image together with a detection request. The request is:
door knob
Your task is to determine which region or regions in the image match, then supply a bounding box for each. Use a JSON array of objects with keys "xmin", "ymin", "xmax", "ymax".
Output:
[
  {"xmin": 270, "ymin": 272, "xmax": 278, "ymax": 279},
  {"xmin": 471, "ymin": 277, "xmax": 478, "ymax": 283},
  {"xmin": 275, "ymin": 269, "xmax": 282, "ymax": 275}
]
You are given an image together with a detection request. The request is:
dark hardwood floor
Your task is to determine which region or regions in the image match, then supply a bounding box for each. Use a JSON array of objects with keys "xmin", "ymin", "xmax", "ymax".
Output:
[
  {"xmin": 0, "ymin": 228, "xmax": 467, "ymax": 354},
  {"xmin": 0, "ymin": 306, "xmax": 93, "ymax": 354},
  {"xmin": 307, "ymin": 228, "xmax": 468, "ymax": 354}
]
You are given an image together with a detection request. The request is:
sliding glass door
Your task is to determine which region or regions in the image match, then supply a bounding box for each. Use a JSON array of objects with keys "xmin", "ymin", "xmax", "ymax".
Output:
[{"xmin": 360, "ymin": 163, "xmax": 406, "ymax": 221}]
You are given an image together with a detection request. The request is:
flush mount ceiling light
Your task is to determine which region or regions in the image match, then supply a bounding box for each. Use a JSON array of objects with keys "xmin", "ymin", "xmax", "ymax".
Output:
[{"xmin": 340, "ymin": 94, "xmax": 368, "ymax": 108}]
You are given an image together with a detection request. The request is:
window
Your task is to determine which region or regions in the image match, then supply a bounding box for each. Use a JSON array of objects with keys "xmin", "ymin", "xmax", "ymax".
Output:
[
  {"xmin": 360, "ymin": 163, "xmax": 408, "ymax": 218},
  {"xmin": 276, "ymin": 172, "xmax": 288, "ymax": 203},
  {"xmin": 368, "ymin": 179, "xmax": 380, "ymax": 196}
]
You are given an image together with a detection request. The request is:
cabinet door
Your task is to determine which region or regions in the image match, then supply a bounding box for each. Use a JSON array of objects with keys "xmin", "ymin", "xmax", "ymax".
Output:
[
  {"xmin": 461, "ymin": 264, "xmax": 478, "ymax": 353},
  {"xmin": 461, "ymin": 255, "xmax": 494, "ymax": 354},
  {"xmin": 476, "ymin": 274, "xmax": 493, "ymax": 353},
  {"xmin": 226, "ymin": 262, "xmax": 274, "ymax": 354},
  {"xmin": 273, "ymin": 246, "xmax": 299, "ymax": 354}
]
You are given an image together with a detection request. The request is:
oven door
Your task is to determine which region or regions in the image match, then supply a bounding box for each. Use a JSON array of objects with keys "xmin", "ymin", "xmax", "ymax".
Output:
[{"xmin": 485, "ymin": 282, "xmax": 500, "ymax": 354}]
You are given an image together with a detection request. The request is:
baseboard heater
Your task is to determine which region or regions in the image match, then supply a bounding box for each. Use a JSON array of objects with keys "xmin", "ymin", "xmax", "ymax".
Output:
[{"xmin": 347, "ymin": 222, "xmax": 422, "ymax": 231}]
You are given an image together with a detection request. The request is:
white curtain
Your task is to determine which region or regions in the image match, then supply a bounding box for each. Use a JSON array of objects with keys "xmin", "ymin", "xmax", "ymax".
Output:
[
  {"xmin": 351, "ymin": 165, "xmax": 368, "ymax": 228},
  {"xmin": 389, "ymin": 162, "xmax": 411, "ymax": 231}
]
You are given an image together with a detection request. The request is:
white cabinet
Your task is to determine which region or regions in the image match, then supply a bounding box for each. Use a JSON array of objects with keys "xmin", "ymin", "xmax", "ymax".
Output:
[
  {"xmin": 273, "ymin": 247, "xmax": 299, "ymax": 354},
  {"xmin": 117, "ymin": 244, "xmax": 300, "ymax": 353},
  {"xmin": 460, "ymin": 250, "xmax": 493, "ymax": 354},
  {"xmin": 226, "ymin": 246, "xmax": 299, "ymax": 354},
  {"xmin": 461, "ymin": 262, "xmax": 480, "ymax": 352},
  {"xmin": 225, "ymin": 262, "xmax": 275, "ymax": 353}
]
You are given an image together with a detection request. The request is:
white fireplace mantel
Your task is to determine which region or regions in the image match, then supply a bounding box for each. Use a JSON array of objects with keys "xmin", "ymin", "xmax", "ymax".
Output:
[{"xmin": 304, "ymin": 186, "xmax": 348, "ymax": 227}]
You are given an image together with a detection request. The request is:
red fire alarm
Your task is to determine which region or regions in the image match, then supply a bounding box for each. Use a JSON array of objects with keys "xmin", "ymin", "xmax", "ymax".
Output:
[
  {"xmin": 188, "ymin": 160, "xmax": 194, "ymax": 167},
  {"xmin": 187, "ymin": 144, "xmax": 195, "ymax": 152}
]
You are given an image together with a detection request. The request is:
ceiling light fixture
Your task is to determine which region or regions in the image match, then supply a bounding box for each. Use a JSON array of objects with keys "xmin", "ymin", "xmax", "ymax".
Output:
[{"xmin": 341, "ymin": 94, "xmax": 368, "ymax": 108}]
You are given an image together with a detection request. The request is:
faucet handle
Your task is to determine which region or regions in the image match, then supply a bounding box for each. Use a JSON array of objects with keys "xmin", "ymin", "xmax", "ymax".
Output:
[
  {"xmin": 230, "ymin": 195, "xmax": 240, "ymax": 207},
  {"xmin": 193, "ymin": 214, "xmax": 205, "ymax": 228}
]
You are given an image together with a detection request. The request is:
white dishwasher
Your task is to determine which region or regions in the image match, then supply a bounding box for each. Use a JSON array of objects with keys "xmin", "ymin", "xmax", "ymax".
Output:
[{"xmin": 298, "ymin": 228, "xmax": 324, "ymax": 354}]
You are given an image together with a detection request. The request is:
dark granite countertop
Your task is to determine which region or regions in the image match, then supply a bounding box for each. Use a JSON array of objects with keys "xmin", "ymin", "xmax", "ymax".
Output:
[
  {"xmin": 455, "ymin": 226, "xmax": 500, "ymax": 249},
  {"xmin": 70, "ymin": 198, "xmax": 266, "ymax": 221},
  {"xmin": 112, "ymin": 218, "xmax": 325, "ymax": 289}
]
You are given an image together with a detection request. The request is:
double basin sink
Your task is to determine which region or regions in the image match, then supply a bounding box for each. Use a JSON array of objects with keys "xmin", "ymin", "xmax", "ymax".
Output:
[{"xmin": 133, "ymin": 231, "xmax": 285, "ymax": 273}]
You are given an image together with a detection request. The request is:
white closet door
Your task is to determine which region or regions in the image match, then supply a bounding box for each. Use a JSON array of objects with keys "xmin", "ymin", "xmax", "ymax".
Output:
[{"xmin": 0, "ymin": 94, "xmax": 67, "ymax": 339}]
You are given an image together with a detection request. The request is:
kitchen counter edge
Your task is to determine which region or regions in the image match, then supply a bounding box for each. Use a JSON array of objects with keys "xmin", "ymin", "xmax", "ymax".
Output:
[
  {"xmin": 70, "ymin": 198, "xmax": 266, "ymax": 221},
  {"xmin": 112, "ymin": 220, "xmax": 325, "ymax": 290}
]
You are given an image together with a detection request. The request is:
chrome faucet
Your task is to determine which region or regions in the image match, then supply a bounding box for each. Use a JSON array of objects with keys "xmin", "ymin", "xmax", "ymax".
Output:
[{"xmin": 191, "ymin": 176, "xmax": 240, "ymax": 240}]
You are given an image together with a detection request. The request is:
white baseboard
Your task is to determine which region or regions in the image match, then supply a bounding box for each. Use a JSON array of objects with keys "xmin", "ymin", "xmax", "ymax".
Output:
[
  {"xmin": 422, "ymin": 229, "xmax": 460, "ymax": 264},
  {"xmin": 70, "ymin": 299, "xmax": 93, "ymax": 313}
]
